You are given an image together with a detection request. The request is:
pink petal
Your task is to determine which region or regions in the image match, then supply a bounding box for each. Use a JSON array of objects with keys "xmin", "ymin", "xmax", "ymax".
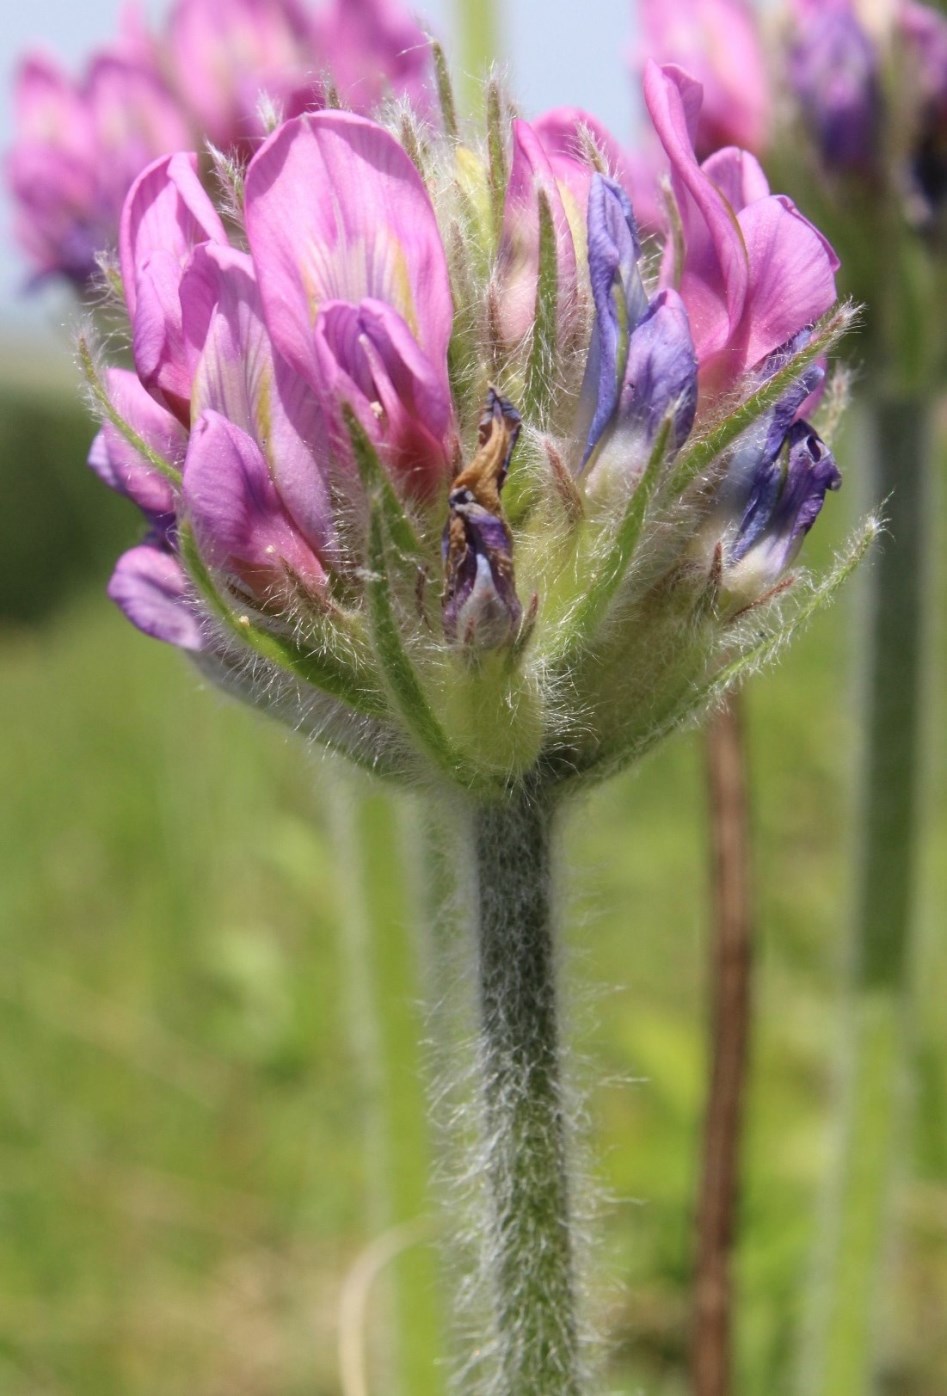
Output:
[
  {"xmin": 12, "ymin": 53, "xmax": 92, "ymax": 163},
  {"xmin": 184, "ymin": 410, "xmax": 327, "ymax": 598},
  {"xmin": 120, "ymin": 151, "xmax": 228, "ymax": 322},
  {"xmin": 532, "ymin": 107, "xmax": 633, "ymax": 207},
  {"xmin": 244, "ymin": 111, "xmax": 453, "ymax": 392},
  {"xmin": 313, "ymin": 0, "xmax": 434, "ymax": 115},
  {"xmin": 87, "ymin": 367, "xmax": 185, "ymax": 515},
  {"xmin": 167, "ymin": 0, "xmax": 317, "ymax": 151},
  {"xmin": 183, "ymin": 242, "xmax": 336, "ymax": 557},
  {"xmin": 120, "ymin": 152, "xmax": 229, "ymax": 416},
  {"xmin": 636, "ymin": 0, "xmax": 770, "ymax": 156},
  {"xmin": 313, "ymin": 296, "xmax": 454, "ymax": 496},
  {"xmin": 701, "ymin": 146, "xmax": 771, "ymax": 212},
  {"xmin": 108, "ymin": 544, "xmax": 204, "ymax": 650},
  {"xmin": 86, "ymin": 54, "xmax": 190, "ymax": 205},
  {"xmin": 734, "ymin": 194, "xmax": 839, "ymax": 375},
  {"xmin": 644, "ymin": 61, "xmax": 749, "ymax": 362}
]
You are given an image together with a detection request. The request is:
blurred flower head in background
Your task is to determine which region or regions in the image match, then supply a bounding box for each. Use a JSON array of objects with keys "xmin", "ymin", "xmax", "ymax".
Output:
[
  {"xmin": 5, "ymin": 0, "xmax": 434, "ymax": 287},
  {"xmin": 631, "ymin": 0, "xmax": 947, "ymax": 381},
  {"xmin": 84, "ymin": 53, "xmax": 854, "ymax": 795}
]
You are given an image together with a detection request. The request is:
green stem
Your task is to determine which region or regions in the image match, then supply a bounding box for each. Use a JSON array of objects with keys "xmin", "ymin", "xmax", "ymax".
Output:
[
  {"xmin": 802, "ymin": 396, "xmax": 931, "ymax": 1395},
  {"xmin": 470, "ymin": 790, "xmax": 582, "ymax": 1396},
  {"xmin": 333, "ymin": 781, "xmax": 442, "ymax": 1396}
]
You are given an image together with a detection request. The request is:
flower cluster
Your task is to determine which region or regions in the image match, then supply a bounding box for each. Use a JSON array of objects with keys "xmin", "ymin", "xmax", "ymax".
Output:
[
  {"xmin": 85, "ymin": 58, "xmax": 856, "ymax": 794},
  {"xmin": 6, "ymin": 0, "xmax": 433, "ymax": 287}
]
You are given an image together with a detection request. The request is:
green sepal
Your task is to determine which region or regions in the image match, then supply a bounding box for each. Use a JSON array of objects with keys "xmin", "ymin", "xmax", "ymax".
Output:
[
  {"xmin": 398, "ymin": 112, "xmax": 428, "ymax": 179},
  {"xmin": 431, "ymin": 40, "xmax": 458, "ymax": 142},
  {"xmin": 365, "ymin": 508, "xmax": 499, "ymax": 792},
  {"xmin": 573, "ymin": 512, "xmax": 878, "ymax": 789},
  {"xmin": 342, "ymin": 406, "xmax": 426, "ymax": 564},
  {"xmin": 706, "ymin": 513, "xmax": 878, "ymax": 697},
  {"xmin": 542, "ymin": 417, "xmax": 672, "ymax": 667},
  {"xmin": 668, "ymin": 305, "xmax": 854, "ymax": 499},
  {"xmin": 487, "ymin": 80, "xmax": 508, "ymax": 248},
  {"xmin": 78, "ymin": 335, "xmax": 183, "ymax": 489},
  {"xmin": 178, "ymin": 523, "xmax": 388, "ymax": 718},
  {"xmin": 523, "ymin": 192, "xmax": 559, "ymax": 430}
]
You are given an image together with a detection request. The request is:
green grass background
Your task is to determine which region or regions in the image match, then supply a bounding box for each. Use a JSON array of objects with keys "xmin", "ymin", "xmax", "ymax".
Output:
[{"xmin": 0, "ymin": 376, "xmax": 945, "ymax": 1395}]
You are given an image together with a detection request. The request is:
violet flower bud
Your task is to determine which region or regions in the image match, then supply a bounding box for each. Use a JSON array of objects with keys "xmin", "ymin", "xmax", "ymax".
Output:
[
  {"xmin": 725, "ymin": 419, "xmax": 842, "ymax": 596},
  {"xmin": 442, "ymin": 391, "xmax": 523, "ymax": 650},
  {"xmin": 709, "ymin": 342, "xmax": 841, "ymax": 601},
  {"xmin": 788, "ymin": 0, "xmax": 882, "ymax": 174},
  {"xmin": 578, "ymin": 175, "xmax": 696, "ymax": 477}
]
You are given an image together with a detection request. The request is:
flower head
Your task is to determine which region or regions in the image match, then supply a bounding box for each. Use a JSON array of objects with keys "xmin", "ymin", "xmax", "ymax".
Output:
[
  {"xmin": 84, "ymin": 57, "xmax": 858, "ymax": 794},
  {"xmin": 7, "ymin": 46, "xmax": 190, "ymax": 286},
  {"xmin": 6, "ymin": 0, "xmax": 435, "ymax": 287}
]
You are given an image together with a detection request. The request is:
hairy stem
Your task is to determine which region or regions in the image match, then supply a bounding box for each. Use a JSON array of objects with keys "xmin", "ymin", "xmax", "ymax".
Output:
[
  {"xmin": 471, "ymin": 790, "xmax": 582, "ymax": 1396},
  {"xmin": 801, "ymin": 396, "xmax": 930, "ymax": 1396},
  {"xmin": 693, "ymin": 691, "xmax": 754, "ymax": 1396}
]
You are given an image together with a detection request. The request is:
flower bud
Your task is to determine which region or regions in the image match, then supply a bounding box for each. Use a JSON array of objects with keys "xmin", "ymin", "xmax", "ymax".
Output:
[{"xmin": 442, "ymin": 391, "xmax": 523, "ymax": 650}]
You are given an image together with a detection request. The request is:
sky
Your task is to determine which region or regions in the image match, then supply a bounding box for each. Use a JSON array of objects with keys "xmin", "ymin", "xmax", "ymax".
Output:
[{"xmin": 0, "ymin": 0, "xmax": 634, "ymax": 355}]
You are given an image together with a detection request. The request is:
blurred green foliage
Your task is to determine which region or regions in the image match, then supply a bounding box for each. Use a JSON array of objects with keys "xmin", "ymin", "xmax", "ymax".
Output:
[
  {"xmin": 0, "ymin": 385, "xmax": 131, "ymax": 624},
  {"xmin": 0, "ymin": 379, "xmax": 944, "ymax": 1395}
]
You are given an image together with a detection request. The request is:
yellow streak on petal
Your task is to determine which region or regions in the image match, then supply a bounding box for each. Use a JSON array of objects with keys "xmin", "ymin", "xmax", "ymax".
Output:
[{"xmin": 390, "ymin": 240, "xmax": 418, "ymax": 339}]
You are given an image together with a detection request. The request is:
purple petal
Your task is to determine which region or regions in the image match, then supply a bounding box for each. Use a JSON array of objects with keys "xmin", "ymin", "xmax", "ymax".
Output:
[
  {"xmin": 244, "ymin": 111, "xmax": 453, "ymax": 393},
  {"xmin": 108, "ymin": 544, "xmax": 204, "ymax": 650},
  {"xmin": 718, "ymin": 332, "xmax": 826, "ymax": 512},
  {"xmin": 442, "ymin": 391, "xmax": 522, "ymax": 650},
  {"xmin": 87, "ymin": 367, "xmax": 185, "ymax": 517},
  {"xmin": 442, "ymin": 506, "xmax": 521, "ymax": 648},
  {"xmin": 184, "ymin": 410, "xmax": 327, "ymax": 599},
  {"xmin": 579, "ymin": 174, "xmax": 649, "ymax": 465},
  {"xmin": 619, "ymin": 288, "xmax": 698, "ymax": 452},
  {"xmin": 728, "ymin": 420, "xmax": 841, "ymax": 582}
]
